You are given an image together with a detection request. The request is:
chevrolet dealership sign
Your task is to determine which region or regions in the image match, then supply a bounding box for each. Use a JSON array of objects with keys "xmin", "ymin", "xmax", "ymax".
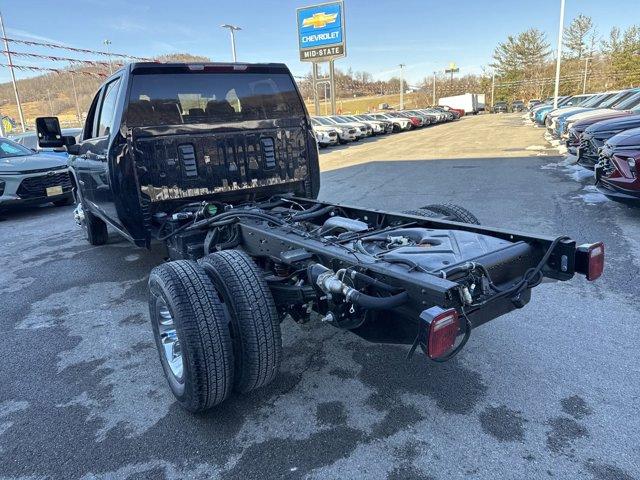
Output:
[{"xmin": 297, "ymin": 1, "xmax": 346, "ymax": 62}]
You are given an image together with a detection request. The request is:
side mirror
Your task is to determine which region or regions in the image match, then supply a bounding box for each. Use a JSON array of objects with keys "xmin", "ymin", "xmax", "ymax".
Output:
[
  {"xmin": 67, "ymin": 143, "xmax": 81, "ymax": 155},
  {"xmin": 35, "ymin": 117, "xmax": 64, "ymax": 148}
]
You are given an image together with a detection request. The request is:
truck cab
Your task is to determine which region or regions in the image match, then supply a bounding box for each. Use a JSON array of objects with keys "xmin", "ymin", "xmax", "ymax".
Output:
[{"xmin": 37, "ymin": 62, "xmax": 320, "ymax": 247}]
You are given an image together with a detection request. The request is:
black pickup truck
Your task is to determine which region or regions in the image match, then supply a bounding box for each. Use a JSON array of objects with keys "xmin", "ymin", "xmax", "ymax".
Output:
[{"xmin": 36, "ymin": 62, "xmax": 605, "ymax": 413}]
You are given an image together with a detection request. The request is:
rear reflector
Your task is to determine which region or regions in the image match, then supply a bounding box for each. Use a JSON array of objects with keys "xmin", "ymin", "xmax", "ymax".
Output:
[
  {"xmin": 419, "ymin": 307, "xmax": 460, "ymax": 360},
  {"xmin": 576, "ymin": 242, "xmax": 605, "ymax": 281}
]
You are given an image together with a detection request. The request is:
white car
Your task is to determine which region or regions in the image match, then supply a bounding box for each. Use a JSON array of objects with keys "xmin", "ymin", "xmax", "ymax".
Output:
[
  {"xmin": 312, "ymin": 127, "xmax": 339, "ymax": 148},
  {"xmin": 369, "ymin": 113, "xmax": 411, "ymax": 132},
  {"xmin": 342, "ymin": 115, "xmax": 384, "ymax": 135},
  {"xmin": 312, "ymin": 117, "xmax": 357, "ymax": 144},
  {"xmin": 325, "ymin": 116, "xmax": 372, "ymax": 138}
]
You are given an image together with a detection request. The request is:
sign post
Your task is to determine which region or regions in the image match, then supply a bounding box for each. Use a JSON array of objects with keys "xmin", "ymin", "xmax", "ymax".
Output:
[
  {"xmin": 297, "ymin": 1, "xmax": 346, "ymax": 116},
  {"xmin": 445, "ymin": 62, "xmax": 459, "ymax": 86}
]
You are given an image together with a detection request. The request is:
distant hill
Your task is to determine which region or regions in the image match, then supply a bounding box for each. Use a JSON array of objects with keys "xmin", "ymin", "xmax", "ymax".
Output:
[{"xmin": 0, "ymin": 53, "xmax": 210, "ymax": 130}]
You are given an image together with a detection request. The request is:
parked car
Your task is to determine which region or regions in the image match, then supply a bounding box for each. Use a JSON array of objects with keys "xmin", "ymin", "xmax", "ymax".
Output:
[
  {"xmin": 34, "ymin": 61, "xmax": 605, "ymax": 414},
  {"xmin": 527, "ymin": 99, "xmax": 542, "ymax": 110},
  {"xmin": 565, "ymin": 94, "xmax": 640, "ymax": 156},
  {"xmin": 10, "ymin": 128, "xmax": 82, "ymax": 156},
  {"xmin": 342, "ymin": 115, "xmax": 385, "ymax": 135},
  {"xmin": 0, "ymin": 136, "xmax": 74, "ymax": 209},
  {"xmin": 438, "ymin": 105, "xmax": 465, "ymax": 118},
  {"xmin": 595, "ymin": 127, "xmax": 640, "ymax": 204},
  {"xmin": 492, "ymin": 101, "xmax": 509, "ymax": 113},
  {"xmin": 544, "ymin": 93, "xmax": 607, "ymax": 132},
  {"xmin": 312, "ymin": 117, "xmax": 357, "ymax": 144},
  {"xmin": 369, "ymin": 113, "xmax": 412, "ymax": 132},
  {"xmin": 402, "ymin": 110, "xmax": 434, "ymax": 126},
  {"xmin": 532, "ymin": 96, "xmax": 580, "ymax": 125},
  {"xmin": 557, "ymin": 89, "xmax": 640, "ymax": 139},
  {"xmin": 391, "ymin": 111, "xmax": 424, "ymax": 128},
  {"xmin": 353, "ymin": 115, "xmax": 394, "ymax": 134},
  {"xmin": 577, "ymin": 113, "xmax": 640, "ymax": 169},
  {"xmin": 313, "ymin": 127, "xmax": 339, "ymax": 148},
  {"xmin": 511, "ymin": 100, "xmax": 525, "ymax": 112},
  {"xmin": 326, "ymin": 116, "xmax": 372, "ymax": 138}
]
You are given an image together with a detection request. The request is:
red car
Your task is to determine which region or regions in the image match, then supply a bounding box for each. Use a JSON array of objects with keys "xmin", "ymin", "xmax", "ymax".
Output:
[
  {"xmin": 441, "ymin": 105, "xmax": 465, "ymax": 117},
  {"xmin": 595, "ymin": 126, "xmax": 640, "ymax": 204}
]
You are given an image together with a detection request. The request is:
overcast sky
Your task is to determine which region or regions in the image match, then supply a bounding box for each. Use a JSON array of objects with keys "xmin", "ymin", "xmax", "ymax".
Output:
[{"xmin": 1, "ymin": 0, "xmax": 639, "ymax": 85}]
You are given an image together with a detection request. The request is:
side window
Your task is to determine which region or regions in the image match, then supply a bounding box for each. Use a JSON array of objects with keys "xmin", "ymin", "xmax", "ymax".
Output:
[
  {"xmin": 83, "ymin": 90, "xmax": 101, "ymax": 141},
  {"xmin": 97, "ymin": 78, "xmax": 121, "ymax": 137}
]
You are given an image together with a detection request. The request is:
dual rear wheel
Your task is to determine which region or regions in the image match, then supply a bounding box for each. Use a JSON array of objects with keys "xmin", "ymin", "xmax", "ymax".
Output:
[{"xmin": 148, "ymin": 250, "xmax": 282, "ymax": 412}]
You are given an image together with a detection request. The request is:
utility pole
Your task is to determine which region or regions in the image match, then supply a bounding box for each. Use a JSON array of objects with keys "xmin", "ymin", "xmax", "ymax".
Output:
[
  {"xmin": 324, "ymin": 83, "xmax": 328, "ymax": 116},
  {"xmin": 103, "ymin": 39, "xmax": 113, "ymax": 74},
  {"xmin": 0, "ymin": 9, "xmax": 26, "ymax": 132},
  {"xmin": 582, "ymin": 56, "xmax": 590, "ymax": 94},
  {"xmin": 491, "ymin": 71, "xmax": 496, "ymax": 110},
  {"xmin": 552, "ymin": 0, "xmax": 566, "ymax": 109},
  {"xmin": 69, "ymin": 68, "xmax": 82, "ymax": 124},
  {"xmin": 221, "ymin": 24, "xmax": 241, "ymax": 62},
  {"xmin": 432, "ymin": 71, "xmax": 436, "ymax": 105},
  {"xmin": 46, "ymin": 89, "xmax": 53, "ymax": 116},
  {"xmin": 399, "ymin": 63, "xmax": 405, "ymax": 110}
]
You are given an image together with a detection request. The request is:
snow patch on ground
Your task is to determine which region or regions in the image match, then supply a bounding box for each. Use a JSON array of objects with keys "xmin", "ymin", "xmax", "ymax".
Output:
[
  {"xmin": 572, "ymin": 185, "xmax": 609, "ymax": 204},
  {"xmin": 525, "ymin": 145, "xmax": 547, "ymax": 151},
  {"xmin": 563, "ymin": 164, "xmax": 594, "ymax": 182}
]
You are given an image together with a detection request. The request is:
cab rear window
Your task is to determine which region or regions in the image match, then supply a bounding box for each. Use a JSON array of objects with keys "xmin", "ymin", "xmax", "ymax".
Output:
[{"xmin": 126, "ymin": 73, "xmax": 305, "ymax": 126}]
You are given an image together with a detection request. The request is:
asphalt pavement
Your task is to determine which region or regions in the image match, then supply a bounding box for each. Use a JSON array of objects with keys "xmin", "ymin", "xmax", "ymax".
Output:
[{"xmin": 1, "ymin": 114, "xmax": 639, "ymax": 480}]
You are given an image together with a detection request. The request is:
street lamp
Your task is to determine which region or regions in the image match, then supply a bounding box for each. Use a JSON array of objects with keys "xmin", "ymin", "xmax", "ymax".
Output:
[
  {"xmin": 552, "ymin": 0, "xmax": 566, "ymax": 109},
  {"xmin": 221, "ymin": 24, "xmax": 242, "ymax": 62},
  {"xmin": 399, "ymin": 63, "xmax": 405, "ymax": 110},
  {"xmin": 103, "ymin": 39, "xmax": 113, "ymax": 74}
]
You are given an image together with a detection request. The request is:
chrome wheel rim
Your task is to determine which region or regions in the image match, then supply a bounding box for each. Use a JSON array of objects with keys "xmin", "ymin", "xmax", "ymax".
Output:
[{"xmin": 157, "ymin": 297, "xmax": 183, "ymax": 381}]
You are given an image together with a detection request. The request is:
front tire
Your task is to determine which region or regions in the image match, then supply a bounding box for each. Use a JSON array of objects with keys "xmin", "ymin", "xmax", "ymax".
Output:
[
  {"xmin": 149, "ymin": 260, "xmax": 234, "ymax": 412},
  {"xmin": 74, "ymin": 190, "xmax": 108, "ymax": 245},
  {"xmin": 199, "ymin": 250, "xmax": 282, "ymax": 394}
]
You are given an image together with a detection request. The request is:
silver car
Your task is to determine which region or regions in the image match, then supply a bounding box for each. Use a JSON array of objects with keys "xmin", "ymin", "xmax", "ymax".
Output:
[{"xmin": 0, "ymin": 137, "xmax": 74, "ymax": 208}]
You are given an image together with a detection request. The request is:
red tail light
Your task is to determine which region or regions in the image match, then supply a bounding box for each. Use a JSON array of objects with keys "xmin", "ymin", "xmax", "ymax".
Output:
[
  {"xmin": 576, "ymin": 242, "xmax": 605, "ymax": 281},
  {"xmin": 419, "ymin": 307, "xmax": 459, "ymax": 359}
]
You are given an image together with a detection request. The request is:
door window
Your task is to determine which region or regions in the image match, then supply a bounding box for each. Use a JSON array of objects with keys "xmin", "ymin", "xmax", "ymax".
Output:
[{"xmin": 97, "ymin": 78, "xmax": 121, "ymax": 137}]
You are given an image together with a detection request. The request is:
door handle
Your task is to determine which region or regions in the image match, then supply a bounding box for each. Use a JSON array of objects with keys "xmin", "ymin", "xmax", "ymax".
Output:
[{"xmin": 85, "ymin": 152, "xmax": 107, "ymax": 161}]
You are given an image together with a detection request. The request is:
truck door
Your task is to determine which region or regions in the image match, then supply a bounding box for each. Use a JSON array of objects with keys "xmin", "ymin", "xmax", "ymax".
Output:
[{"xmin": 74, "ymin": 77, "xmax": 122, "ymax": 226}]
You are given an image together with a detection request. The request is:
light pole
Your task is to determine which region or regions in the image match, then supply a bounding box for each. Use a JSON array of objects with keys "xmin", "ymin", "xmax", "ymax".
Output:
[
  {"xmin": 552, "ymin": 0, "xmax": 566, "ymax": 109},
  {"xmin": 399, "ymin": 63, "xmax": 405, "ymax": 110},
  {"xmin": 491, "ymin": 71, "xmax": 496, "ymax": 110},
  {"xmin": 221, "ymin": 24, "xmax": 242, "ymax": 62},
  {"xmin": 432, "ymin": 71, "xmax": 436, "ymax": 105},
  {"xmin": 103, "ymin": 39, "xmax": 113, "ymax": 74}
]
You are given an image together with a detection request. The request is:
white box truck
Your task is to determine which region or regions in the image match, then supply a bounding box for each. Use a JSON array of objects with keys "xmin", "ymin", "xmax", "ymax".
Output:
[{"xmin": 438, "ymin": 93, "xmax": 481, "ymax": 115}]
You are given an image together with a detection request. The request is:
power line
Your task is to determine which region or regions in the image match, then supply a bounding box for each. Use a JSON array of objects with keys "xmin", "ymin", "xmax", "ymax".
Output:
[
  {"xmin": 2, "ymin": 50, "xmax": 115, "ymax": 67},
  {"xmin": 0, "ymin": 36, "xmax": 151, "ymax": 60}
]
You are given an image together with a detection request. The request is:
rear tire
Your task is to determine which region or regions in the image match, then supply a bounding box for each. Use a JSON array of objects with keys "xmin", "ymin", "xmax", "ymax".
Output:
[
  {"xmin": 148, "ymin": 260, "xmax": 234, "ymax": 412},
  {"xmin": 199, "ymin": 250, "xmax": 282, "ymax": 394},
  {"xmin": 405, "ymin": 203, "xmax": 480, "ymax": 225}
]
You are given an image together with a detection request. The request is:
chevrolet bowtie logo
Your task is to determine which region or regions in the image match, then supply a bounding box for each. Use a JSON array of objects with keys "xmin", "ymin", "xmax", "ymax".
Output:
[{"xmin": 302, "ymin": 12, "xmax": 338, "ymax": 29}]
